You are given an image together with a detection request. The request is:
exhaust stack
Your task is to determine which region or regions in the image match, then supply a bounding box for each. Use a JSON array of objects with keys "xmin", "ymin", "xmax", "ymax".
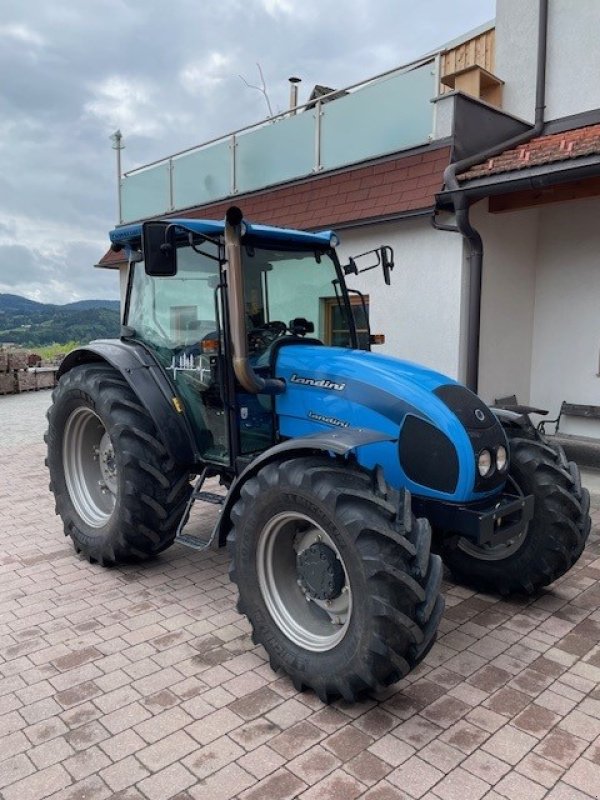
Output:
[
  {"xmin": 224, "ymin": 206, "xmax": 285, "ymax": 395},
  {"xmin": 288, "ymin": 76, "xmax": 301, "ymax": 115}
]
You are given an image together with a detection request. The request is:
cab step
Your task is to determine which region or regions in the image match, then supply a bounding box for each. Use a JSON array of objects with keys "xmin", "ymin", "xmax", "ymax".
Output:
[
  {"xmin": 175, "ymin": 533, "xmax": 213, "ymax": 550},
  {"xmin": 195, "ymin": 491, "xmax": 225, "ymax": 506}
]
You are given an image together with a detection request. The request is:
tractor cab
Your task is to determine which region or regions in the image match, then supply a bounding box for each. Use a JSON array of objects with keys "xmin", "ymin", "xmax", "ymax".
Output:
[{"xmin": 115, "ymin": 209, "xmax": 387, "ymax": 471}]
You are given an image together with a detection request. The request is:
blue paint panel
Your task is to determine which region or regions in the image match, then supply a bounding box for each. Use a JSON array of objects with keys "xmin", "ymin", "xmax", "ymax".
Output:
[
  {"xmin": 110, "ymin": 218, "xmax": 337, "ymax": 251},
  {"xmin": 275, "ymin": 345, "xmax": 505, "ymax": 504}
]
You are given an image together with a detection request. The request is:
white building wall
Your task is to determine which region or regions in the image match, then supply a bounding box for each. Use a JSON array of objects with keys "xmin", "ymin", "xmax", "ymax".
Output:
[
  {"xmin": 495, "ymin": 0, "xmax": 600, "ymax": 122},
  {"xmin": 474, "ymin": 202, "xmax": 539, "ymax": 406},
  {"xmin": 337, "ymin": 218, "xmax": 465, "ymax": 380},
  {"xmin": 530, "ymin": 197, "xmax": 600, "ymax": 436}
]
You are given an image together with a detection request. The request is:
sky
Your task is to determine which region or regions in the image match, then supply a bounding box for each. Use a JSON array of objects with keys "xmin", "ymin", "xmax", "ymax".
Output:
[{"xmin": 0, "ymin": 0, "xmax": 495, "ymax": 304}]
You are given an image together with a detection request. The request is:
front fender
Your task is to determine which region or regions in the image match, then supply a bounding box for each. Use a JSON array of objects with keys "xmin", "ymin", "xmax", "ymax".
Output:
[
  {"xmin": 215, "ymin": 428, "xmax": 396, "ymax": 545},
  {"xmin": 58, "ymin": 339, "xmax": 199, "ymax": 465},
  {"xmin": 490, "ymin": 406, "xmax": 538, "ymax": 437}
]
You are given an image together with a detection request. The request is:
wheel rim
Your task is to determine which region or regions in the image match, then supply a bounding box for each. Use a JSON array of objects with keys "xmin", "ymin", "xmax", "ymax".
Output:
[
  {"xmin": 256, "ymin": 512, "xmax": 352, "ymax": 652},
  {"xmin": 457, "ymin": 524, "xmax": 528, "ymax": 561},
  {"xmin": 63, "ymin": 407, "xmax": 117, "ymax": 528}
]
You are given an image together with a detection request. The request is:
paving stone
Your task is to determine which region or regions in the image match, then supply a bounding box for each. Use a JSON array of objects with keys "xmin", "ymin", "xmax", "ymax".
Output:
[
  {"xmin": 238, "ymin": 743, "xmax": 287, "ymax": 780},
  {"xmin": 286, "ymin": 744, "xmax": 341, "ymax": 785},
  {"xmin": 3, "ymin": 763, "xmax": 72, "ymax": 800},
  {"xmin": 434, "ymin": 766, "xmax": 490, "ymax": 800},
  {"xmin": 462, "ymin": 749, "xmax": 511, "ymax": 784},
  {"xmin": 515, "ymin": 752, "xmax": 565, "ymax": 789},
  {"xmin": 100, "ymin": 755, "xmax": 150, "ymax": 792},
  {"xmin": 137, "ymin": 729, "xmax": 198, "ymax": 771},
  {"xmin": 494, "ymin": 770, "xmax": 548, "ymax": 800},
  {"xmin": 512, "ymin": 702, "xmax": 561, "ymax": 738},
  {"xmin": 387, "ymin": 755, "xmax": 444, "ymax": 798},
  {"xmin": 323, "ymin": 725, "xmax": 373, "ymax": 761},
  {"xmin": 481, "ymin": 725, "xmax": 539, "ymax": 766},
  {"xmin": 563, "ymin": 756, "xmax": 600, "ymax": 796},
  {"xmin": 136, "ymin": 763, "xmax": 196, "ymax": 800},
  {"xmin": 269, "ymin": 720, "xmax": 324, "ymax": 759},
  {"xmin": 534, "ymin": 727, "xmax": 589, "ymax": 768},
  {"xmin": 368, "ymin": 733, "xmax": 415, "ymax": 767},
  {"xmin": 62, "ymin": 746, "xmax": 111, "ymax": 780},
  {"xmin": 344, "ymin": 750, "xmax": 391, "ymax": 786},
  {"xmin": 188, "ymin": 763, "xmax": 255, "ymax": 800},
  {"xmin": 0, "ymin": 752, "xmax": 36, "ymax": 790},
  {"xmin": 183, "ymin": 734, "xmax": 245, "ymax": 779},
  {"xmin": 297, "ymin": 768, "xmax": 365, "ymax": 800}
]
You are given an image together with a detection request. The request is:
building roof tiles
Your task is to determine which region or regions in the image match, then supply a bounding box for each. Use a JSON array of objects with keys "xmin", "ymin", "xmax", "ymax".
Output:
[{"xmin": 458, "ymin": 123, "xmax": 600, "ymax": 181}]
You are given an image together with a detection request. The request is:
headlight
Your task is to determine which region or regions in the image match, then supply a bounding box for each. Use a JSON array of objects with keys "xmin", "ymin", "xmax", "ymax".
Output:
[
  {"xmin": 478, "ymin": 449, "xmax": 493, "ymax": 477},
  {"xmin": 496, "ymin": 445, "xmax": 508, "ymax": 472}
]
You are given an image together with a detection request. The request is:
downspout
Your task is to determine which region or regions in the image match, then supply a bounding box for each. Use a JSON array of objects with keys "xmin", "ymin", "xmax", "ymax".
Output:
[
  {"xmin": 441, "ymin": 0, "xmax": 549, "ymax": 392},
  {"xmin": 223, "ymin": 206, "xmax": 285, "ymax": 395}
]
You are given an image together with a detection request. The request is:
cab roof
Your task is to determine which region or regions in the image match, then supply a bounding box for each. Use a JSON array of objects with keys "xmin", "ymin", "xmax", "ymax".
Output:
[{"xmin": 109, "ymin": 218, "xmax": 339, "ymax": 250}]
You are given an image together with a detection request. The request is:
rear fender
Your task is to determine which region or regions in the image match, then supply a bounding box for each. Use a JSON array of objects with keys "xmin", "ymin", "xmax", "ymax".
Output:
[
  {"xmin": 58, "ymin": 339, "xmax": 198, "ymax": 465},
  {"xmin": 215, "ymin": 428, "xmax": 396, "ymax": 546},
  {"xmin": 490, "ymin": 406, "xmax": 540, "ymax": 439}
]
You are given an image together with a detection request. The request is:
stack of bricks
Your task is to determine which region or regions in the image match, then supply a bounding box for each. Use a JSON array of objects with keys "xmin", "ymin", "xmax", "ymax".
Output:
[
  {"xmin": 0, "ymin": 349, "xmax": 15, "ymax": 394},
  {"xmin": 0, "ymin": 349, "xmax": 57, "ymax": 395},
  {"xmin": 34, "ymin": 369, "xmax": 57, "ymax": 390},
  {"xmin": 8, "ymin": 350, "xmax": 35, "ymax": 393}
]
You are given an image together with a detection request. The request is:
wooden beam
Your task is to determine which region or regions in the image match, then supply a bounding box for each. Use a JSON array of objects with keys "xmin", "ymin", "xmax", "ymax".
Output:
[{"xmin": 488, "ymin": 175, "xmax": 600, "ymax": 213}]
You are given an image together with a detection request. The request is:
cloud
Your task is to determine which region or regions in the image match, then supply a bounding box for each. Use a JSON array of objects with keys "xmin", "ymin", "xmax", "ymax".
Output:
[
  {"xmin": 261, "ymin": 0, "xmax": 296, "ymax": 16},
  {"xmin": 179, "ymin": 52, "xmax": 233, "ymax": 95},
  {"xmin": 0, "ymin": 23, "xmax": 44, "ymax": 47},
  {"xmin": 84, "ymin": 76, "xmax": 178, "ymax": 138}
]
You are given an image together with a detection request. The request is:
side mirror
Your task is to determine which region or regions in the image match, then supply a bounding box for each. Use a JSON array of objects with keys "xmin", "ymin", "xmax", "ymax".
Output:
[
  {"xmin": 381, "ymin": 246, "xmax": 394, "ymax": 286},
  {"xmin": 142, "ymin": 221, "xmax": 177, "ymax": 276},
  {"xmin": 342, "ymin": 257, "xmax": 358, "ymax": 276}
]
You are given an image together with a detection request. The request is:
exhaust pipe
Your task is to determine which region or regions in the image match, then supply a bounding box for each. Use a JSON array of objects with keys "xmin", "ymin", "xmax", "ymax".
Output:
[
  {"xmin": 224, "ymin": 207, "xmax": 285, "ymax": 395},
  {"xmin": 289, "ymin": 76, "xmax": 301, "ymax": 115}
]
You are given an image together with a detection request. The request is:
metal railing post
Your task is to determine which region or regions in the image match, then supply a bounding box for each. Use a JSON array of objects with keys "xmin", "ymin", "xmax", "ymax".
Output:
[
  {"xmin": 110, "ymin": 130, "xmax": 124, "ymax": 224},
  {"xmin": 230, "ymin": 134, "xmax": 238, "ymax": 194},
  {"xmin": 168, "ymin": 158, "xmax": 174, "ymax": 212},
  {"xmin": 313, "ymin": 100, "xmax": 323, "ymax": 172},
  {"xmin": 431, "ymin": 52, "xmax": 442, "ymax": 140}
]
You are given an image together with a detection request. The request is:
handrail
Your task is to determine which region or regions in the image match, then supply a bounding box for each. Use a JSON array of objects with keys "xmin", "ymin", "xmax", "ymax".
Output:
[{"xmin": 123, "ymin": 55, "xmax": 436, "ymax": 178}]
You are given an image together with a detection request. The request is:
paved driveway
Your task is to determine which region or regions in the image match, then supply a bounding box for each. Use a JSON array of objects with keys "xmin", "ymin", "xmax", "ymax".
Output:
[{"xmin": 1, "ymin": 391, "xmax": 600, "ymax": 800}]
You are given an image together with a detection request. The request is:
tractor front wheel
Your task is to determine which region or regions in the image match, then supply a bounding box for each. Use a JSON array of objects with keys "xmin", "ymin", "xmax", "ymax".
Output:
[
  {"xmin": 440, "ymin": 434, "xmax": 591, "ymax": 595},
  {"xmin": 227, "ymin": 455, "xmax": 444, "ymax": 703},
  {"xmin": 46, "ymin": 364, "xmax": 191, "ymax": 565}
]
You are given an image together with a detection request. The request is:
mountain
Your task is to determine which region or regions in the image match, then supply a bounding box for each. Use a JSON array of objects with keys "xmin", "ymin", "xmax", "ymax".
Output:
[
  {"xmin": 0, "ymin": 294, "xmax": 120, "ymax": 347},
  {"xmin": 0, "ymin": 294, "xmax": 120, "ymax": 313},
  {"xmin": 64, "ymin": 299, "xmax": 120, "ymax": 311}
]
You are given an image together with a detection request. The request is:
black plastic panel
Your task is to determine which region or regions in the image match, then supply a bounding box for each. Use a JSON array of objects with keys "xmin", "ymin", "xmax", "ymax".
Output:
[
  {"xmin": 435, "ymin": 384, "xmax": 496, "ymax": 430},
  {"xmin": 399, "ymin": 416, "xmax": 459, "ymax": 494}
]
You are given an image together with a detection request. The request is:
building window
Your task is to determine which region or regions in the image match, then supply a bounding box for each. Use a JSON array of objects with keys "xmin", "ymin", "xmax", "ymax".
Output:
[{"xmin": 323, "ymin": 295, "xmax": 370, "ymax": 350}]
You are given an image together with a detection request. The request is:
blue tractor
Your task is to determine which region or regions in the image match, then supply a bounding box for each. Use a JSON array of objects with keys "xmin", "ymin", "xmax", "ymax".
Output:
[{"xmin": 46, "ymin": 207, "xmax": 591, "ymax": 702}]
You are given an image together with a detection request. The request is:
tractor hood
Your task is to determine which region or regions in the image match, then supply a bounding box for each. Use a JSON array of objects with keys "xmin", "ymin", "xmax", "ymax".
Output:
[{"xmin": 273, "ymin": 344, "xmax": 507, "ymax": 503}]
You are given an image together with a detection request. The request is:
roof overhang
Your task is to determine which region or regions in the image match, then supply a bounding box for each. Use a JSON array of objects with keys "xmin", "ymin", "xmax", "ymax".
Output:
[{"xmin": 437, "ymin": 154, "xmax": 600, "ymax": 209}]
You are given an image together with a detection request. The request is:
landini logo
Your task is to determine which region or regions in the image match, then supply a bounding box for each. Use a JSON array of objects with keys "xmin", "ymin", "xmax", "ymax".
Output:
[{"xmin": 290, "ymin": 374, "xmax": 346, "ymax": 392}]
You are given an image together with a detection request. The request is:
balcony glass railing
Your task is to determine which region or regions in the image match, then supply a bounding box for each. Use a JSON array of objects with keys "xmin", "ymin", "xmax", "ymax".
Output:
[{"xmin": 119, "ymin": 57, "xmax": 438, "ymax": 224}]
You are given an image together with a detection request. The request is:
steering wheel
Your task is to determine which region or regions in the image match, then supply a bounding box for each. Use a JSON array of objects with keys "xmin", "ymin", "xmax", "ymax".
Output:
[{"xmin": 248, "ymin": 320, "xmax": 288, "ymax": 352}]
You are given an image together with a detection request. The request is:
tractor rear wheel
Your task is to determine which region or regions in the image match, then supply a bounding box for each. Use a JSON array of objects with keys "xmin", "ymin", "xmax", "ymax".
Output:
[
  {"xmin": 46, "ymin": 364, "xmax": 192, "ymax": 565},
  {"xmin": 227, "ymin": 455, "xmax": 444, "ymax": 703},
  {"xmin": 440, "ymin": 434, "xmax": 591, "ymax": 595}
]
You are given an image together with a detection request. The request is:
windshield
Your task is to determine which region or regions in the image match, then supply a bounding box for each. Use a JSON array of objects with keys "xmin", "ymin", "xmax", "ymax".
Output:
[{"xmin": 241, "ymin": 246, "xmax": 355, "ymax": 358}]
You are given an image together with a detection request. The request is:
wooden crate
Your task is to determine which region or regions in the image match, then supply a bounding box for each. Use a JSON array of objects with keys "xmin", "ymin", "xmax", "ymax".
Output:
[
  {"xmin": 0, "ymin": 373, "xmax": 15, "ymax": 395},
  {"xmin": 35, "ymin": 370, "xmax": 56, "ymax": 390},
  {"xmin": 8, "ymin": 351, "xmax": 28, "ymax": 371},
  {"xmin": 16, "ymin": 371, "xmax": 37, "ymax": 392}
]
